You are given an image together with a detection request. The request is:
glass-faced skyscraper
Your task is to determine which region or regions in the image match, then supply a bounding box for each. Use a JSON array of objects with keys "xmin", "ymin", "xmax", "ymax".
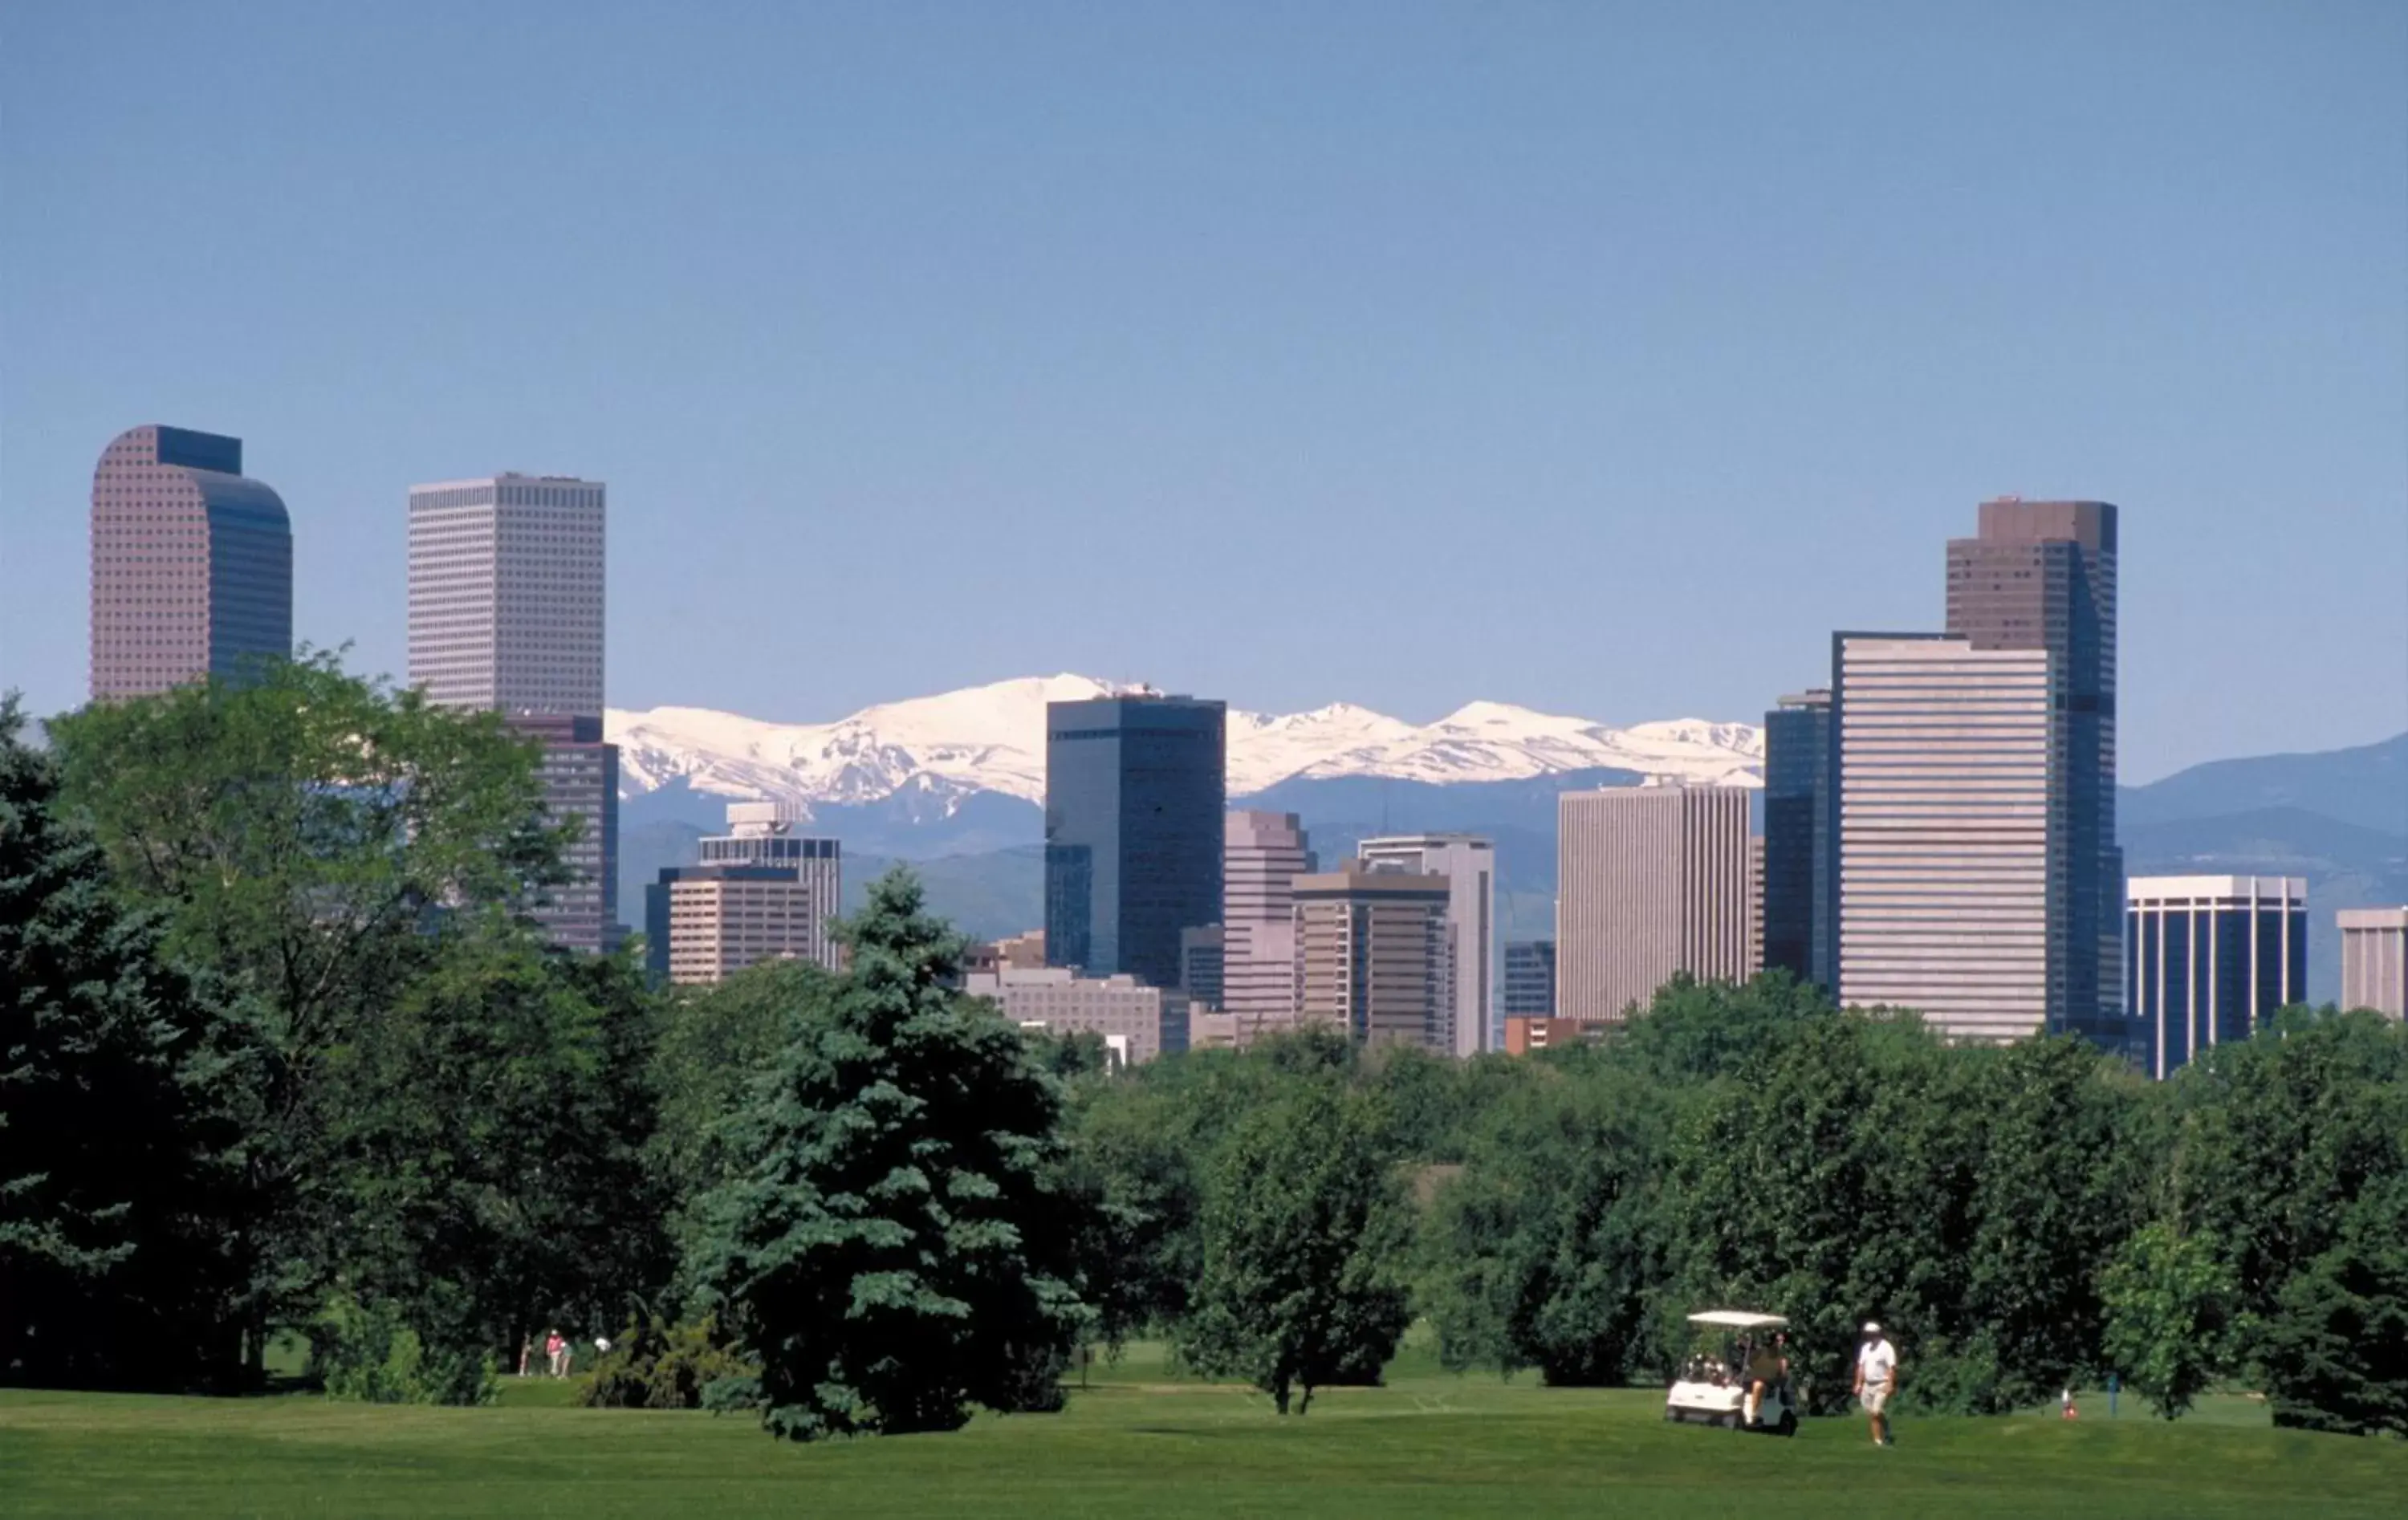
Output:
[
  {"xmin": 1044, "ymin": 692, "xmax": 1226, "ymax": 990},
  {"xmin": 1945, "ymin": 498, "xmax": 2125, "ymax": 1051},
  {"xmin": 89, "ymin": 425, "xmax": 291, "ymax": 700},
  {"xmin": 1760, "ymin": 689, "xmax": 1832, "ymax": 991}
]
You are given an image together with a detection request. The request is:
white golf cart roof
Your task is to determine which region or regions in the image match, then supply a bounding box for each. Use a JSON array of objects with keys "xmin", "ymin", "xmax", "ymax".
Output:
[{"xmin": 1686, "ymin": 1311, "xmax": 1789, "ymax": 1330}]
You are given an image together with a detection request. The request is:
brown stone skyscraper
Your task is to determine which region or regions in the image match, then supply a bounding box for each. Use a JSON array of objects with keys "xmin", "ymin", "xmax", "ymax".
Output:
[
  {"xmin": 1945, "ymin": 498, "xmax": 2124, "ymax": 1049},
  {"xmin": 89, "ymin": 425, "xmax": 291, "ymax": 699}
]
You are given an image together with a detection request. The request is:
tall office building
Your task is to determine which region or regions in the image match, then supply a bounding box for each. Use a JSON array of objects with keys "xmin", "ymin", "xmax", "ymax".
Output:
[
  {"xmin": 1043, "ymin": 691, "xmax": 1226, "ymax": 990},
  {"xmin": 89, "ymin": 425, "xmax": 291, "ymax": 700},
  {"xmin": 702, "ymin": 803, "xmax": 843, "ymax": 926},
  {"xmin": 407, "ymin": 473, "xmax": 606, "ymax": 713},
  {"xmin": 1357, "ymin": 834, "xmax": 1496, "ymax": 1056},
  {"xmin": 1292, "ymin": 864, "xmax": 1453, "ymax": 1050},
  {"xmin": 408, "ymin": 472, "xmax": 616, "ymax": 951},
  {"xmin": 645, "ymin": 803, "xmax": 841, "ymax": 981},
  {"xmin": 1833, "ymin": 633, "xmax": 2063, "ymax": 1042},
  {"xmin": 655, "ymin": 868, "xmax": 828, "ymax": 986},
  {"xmin": 2340, "ymin": 908, "xmax": 2408, "ymax": 1018},
  {"xmin": 1219, "ymin": 810, "xmax": 1312, "ymax": 1034},
  {"xmin": 1761, "ymin": 689, "xmax": 1833, "ymax": 990},
  {"xmin": 1946, "ymin": 498, "xmax": 2123, "ymax": 1046},
  {"xmin": 2127, "ymin": 876, "xmax": 2307, "ymax": 1079},
  {"xmin": 1555, "ymin": 784, "xmax": 1752, "ymax": 1023},
  {"xmin": 1503, "ymin": 940, "xmax": 1557, "ymax": 1018},
  {"xmin": 503, "ymin": 714, "xmax": 620, "ymax": 954}
]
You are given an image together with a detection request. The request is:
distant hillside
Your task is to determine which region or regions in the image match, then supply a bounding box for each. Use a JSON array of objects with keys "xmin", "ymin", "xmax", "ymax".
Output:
[{"xmin": 2121, "ymin": 733, "xmax": 2406, "ymax": 836}]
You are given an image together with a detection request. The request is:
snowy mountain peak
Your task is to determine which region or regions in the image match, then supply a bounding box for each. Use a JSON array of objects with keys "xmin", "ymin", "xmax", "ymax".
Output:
[{"xmin": 608, "ymin": 675, "xmax": 1763, "ymax": 811}]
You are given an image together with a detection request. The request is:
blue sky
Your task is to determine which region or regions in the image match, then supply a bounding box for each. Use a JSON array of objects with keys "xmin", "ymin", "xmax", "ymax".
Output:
[{"xmin": 2, "ymin": 0, "xmax": 2401, "ymax": 781}]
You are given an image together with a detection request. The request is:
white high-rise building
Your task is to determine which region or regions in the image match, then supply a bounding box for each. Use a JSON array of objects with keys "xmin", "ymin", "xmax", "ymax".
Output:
[
  {"xmin": 1833, "ymin": 634, "xmax": 2061, "ymax": 1042},
  {"xmin": 2340, "ymin": 908, "xmax": 2408, "ymax": 1019},
  {"xmin": 407, "ymin": 473, "xmax": 605, "ymax": 714},
  {"xmin": 1555, "ymin": 784, "xmax": 1752, "ymax": 1024},
  {"xmin": 408, "ymin": 473, "xmax": 613, "ymax": 952},
  {"xmin": 1357, "ymin": 834, "xmax": 1495, "ymax": 1056},
  {"xmin": 1223, "ymin": 811, "xmax": 1313, "ymax": 1038}
]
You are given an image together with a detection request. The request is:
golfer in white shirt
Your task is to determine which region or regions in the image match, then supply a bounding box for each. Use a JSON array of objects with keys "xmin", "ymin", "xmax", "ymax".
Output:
[{"xmin": 1854, "ymin": 1322, "xmax": 1898, "ymax": 1446}]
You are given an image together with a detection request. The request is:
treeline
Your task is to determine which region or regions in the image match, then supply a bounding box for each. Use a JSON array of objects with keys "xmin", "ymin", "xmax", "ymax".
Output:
[
  {"xmin": 1068, "ymin": 982, "xmax": 2408, "ymax": 1433},
  {"xmin": 4, "ymin": 660, "xmax": 2405, "ymax": 1441}
]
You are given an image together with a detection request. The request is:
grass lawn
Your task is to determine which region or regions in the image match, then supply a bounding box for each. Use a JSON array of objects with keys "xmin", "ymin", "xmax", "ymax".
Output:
[{"xmin": 2, "ymin": 1339, "xmax": 2398, "ymax": 1519}]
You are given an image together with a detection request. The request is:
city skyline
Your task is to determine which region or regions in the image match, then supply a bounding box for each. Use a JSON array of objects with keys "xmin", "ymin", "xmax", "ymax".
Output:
[{"xmin": 4, "ymin": 6, "xmax": 2402, "ymax": 778}]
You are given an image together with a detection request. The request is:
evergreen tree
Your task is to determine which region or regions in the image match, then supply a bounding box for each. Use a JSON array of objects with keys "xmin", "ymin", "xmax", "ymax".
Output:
[
  {"xmin": 0, "ymin": 699, "xmax": 236, "ymax": 1388},
  {"xmin": 1179, "ymin": 1081, "xmax": 1412, "ymax": 1414},
  {"xmin": 690, "ymin": 868, "xmax": 1088, "ymax": 1441},
  {"xmin": 2256, "ymin": 1173, "xmax": 2408, "ymax": 1436}
]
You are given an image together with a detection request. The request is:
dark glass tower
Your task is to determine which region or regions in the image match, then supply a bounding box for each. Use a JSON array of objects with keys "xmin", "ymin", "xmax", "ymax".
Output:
[
  {"xmin": 1761, "ymin": 689, "xmax": 1832, "ymax": 991},
  {"xmin": 1946, "ymin": 498, "xmax": 2124, "ymax": 1050},
  {"xmin": 1044, "ymin": 693, "xmax": 1226, "ymax": 988}
]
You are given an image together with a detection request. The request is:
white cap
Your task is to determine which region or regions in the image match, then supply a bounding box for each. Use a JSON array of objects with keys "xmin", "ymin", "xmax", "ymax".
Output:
[{"xmin": 1863, "ymin": 1321, "xmax": 1881, "ymax": 1334}]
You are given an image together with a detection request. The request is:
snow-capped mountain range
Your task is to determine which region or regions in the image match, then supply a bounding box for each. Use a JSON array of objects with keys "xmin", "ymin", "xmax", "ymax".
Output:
[{"xmin": 607, "ymin": 674, "xmax": 1761, "ymax": 815}]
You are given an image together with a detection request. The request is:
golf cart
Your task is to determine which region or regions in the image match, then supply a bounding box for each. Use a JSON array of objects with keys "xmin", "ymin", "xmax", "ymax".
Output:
[{"xmin": 1664, "ymin": 1311, "xmax": 1798, "ymax": 1435}]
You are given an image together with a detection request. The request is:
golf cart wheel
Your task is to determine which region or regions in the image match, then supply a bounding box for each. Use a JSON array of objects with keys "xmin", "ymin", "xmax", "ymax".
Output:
[{"xmin": 1775, "ymin": 1410, "xmax": 1797, "ymax": 1437}]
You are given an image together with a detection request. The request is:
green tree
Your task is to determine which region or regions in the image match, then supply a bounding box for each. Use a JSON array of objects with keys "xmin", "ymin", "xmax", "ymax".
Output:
[
  {"xmin": 312, "ymin": 930, "xmax": 669, "ymax": 1393},
  {"xmin": 650, "ymin": 958, "xmax": 834, "ymax": 1238},
  {"xmin": 1056, "ymin": 1076, "xmax": 1205, "ymax": 1353},
  {"xmin": 690, "ymin": 869, "xmax": 1088, "ymax": 1441},
  {"xmin": 1426, "ymin": 1066, "xmax": 1665, "ymax": 1386},
  {"xmin": 47, "ymin": 653, "xmax": 577, "ymax": 1378},
  {"xmin": 1951, "ymin": 1038, "xmax": 2150, "ymax": 1409},
  {"xmin": 2100, "ymin": 1222, "xmax": 2240, "ymax": 1420},
  {"xmin": 0, "ymin": 700, "xmax": 238, "ymax": 1388},
  {"xmin": 1179, "ymin": 1082, "xmax": 1412, "ymax": 1413},
  {"xmin": 2255, "ymin": 1169, "xmax": 2408, "ymax": 1436},
  {"xmin": 1669, "ymin": 1012, "xmax": 1977, "ymax": 1412}
]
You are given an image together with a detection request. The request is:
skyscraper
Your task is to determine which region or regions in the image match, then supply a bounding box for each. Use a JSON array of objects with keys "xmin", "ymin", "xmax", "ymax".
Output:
[
  {"xmin": 1043, "ymin": 691, "xmax": 1226, "ymax": 990},
  {"xmin": 505, "ymin": 713, "xmax": 620, "ymax": 955},
  {"xmin": 1832, "ymin": 633, "xmax": 2060, "ymax": 1042},
  {"xmin": 1221, "ymin": 810, "xmax": 1313, "ymax": 1035},
  {"xmin": 645, "ymin": 803, "xmax": 842, "ymax": 982},
  {"xmin": 1292, "ymin": 864, "xmax": 1453, "ymax": 1050},
  {"xmin": 1946, "ymin": 498, "xmax": 2123, "ymax": 1047},
  {"xmin": 1554, "ymin": 784, "xmax": 1752, "ymax": 1023},
  {"xmin": 1357, "ymin": 834, "xmax": 1496, "ymax": 1056},
  {"xmin": 408, "ymin": 472, "xmax": 616, "ymax": 951},
  {"xmin": 89, "ymin": 425, "xmax": 291, "ymax": 700},
  {"xmin": 2339, "ymin": 908, "xmax": 2408, "ymax": 1018},
  {"xmin": 1760, "ymin": 689, "xmax": 1832, "ymax": 990},
  {"xmin": 2126, "ymin": 876, "xmax": 2307, "ymax": 1079},
  {"xmin": 407, "ymin": 473, "xmax": 606, "ymax": 714}
]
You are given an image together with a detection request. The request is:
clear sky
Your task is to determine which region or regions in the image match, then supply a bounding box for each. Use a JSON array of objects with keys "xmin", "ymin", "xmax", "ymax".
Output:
[{"xmin": 2, "ymin": 1, "xmax": 2402, "ymax": 781}]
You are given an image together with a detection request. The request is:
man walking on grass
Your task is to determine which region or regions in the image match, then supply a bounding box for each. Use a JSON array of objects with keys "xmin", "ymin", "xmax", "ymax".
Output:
[{"xmin": 1855, "ymin": 1322, "xmax": 1898, "ymax": 1446}]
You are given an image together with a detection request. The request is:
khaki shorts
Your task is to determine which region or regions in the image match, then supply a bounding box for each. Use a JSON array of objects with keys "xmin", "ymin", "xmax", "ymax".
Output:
[{"xmin": 1861, "ymin": 1387, "xmax": 1890, "ymax": 1416}]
